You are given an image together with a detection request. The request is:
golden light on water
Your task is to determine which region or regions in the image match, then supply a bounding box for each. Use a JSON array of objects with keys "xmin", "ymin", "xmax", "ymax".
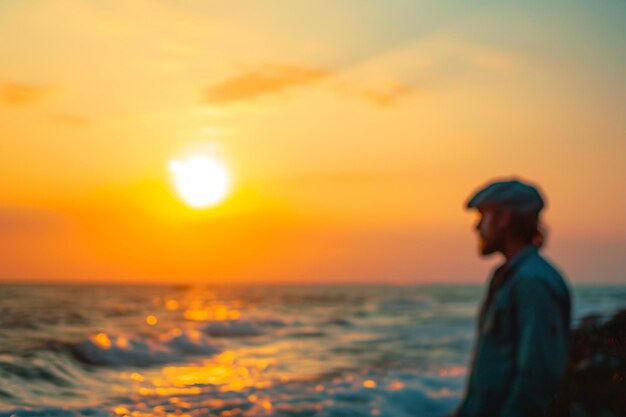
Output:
[
  {"xmin": 93, "ymin": 333, "xmax": 112, "ymax": 349},
  {"xmin": 183, "ymin": 310, "xmax": 212, "ymax": 321},
  {"xmin": 438, "ymin": 366, "xmax": 466, "ymax": 377},
  {"xmin": 113, "ymin": 407, "xmax": 129, "ymax": 415},
  {"xmin": 91, "ymin": 333, "xmax": 130, "ymax": 350},
  {"xmin": 123, "ymin": 350, "xmax": 276, "ymax": 402},
  {"xmin": 184, "ymin": 306, "xmax": 241, "ymax": 322},
  {"xmin": 130, "ymin": 373, "xmax": 145, "ymax": 382},
  {"xmin": 363, "ymin": 379, "xmax": 377, "ymax": 388},
  {"xmin": 116, "ymin": 337, "xmax": 129, "ymax": 348},
  {"xmin": 169, "ymin": 156, "xmax": 230, "ymax": 209},
  {"xmin": 388, "ymin": 380, "xmax": 405, "ymax": 390},
  {"xmin": 93, "ymin": 289, "xmax": 427, "ymax": 416}
]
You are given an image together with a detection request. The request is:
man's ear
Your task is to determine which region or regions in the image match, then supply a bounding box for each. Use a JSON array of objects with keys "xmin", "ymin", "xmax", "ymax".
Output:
[{"xmin": 496, "ymin": 208, "xmax": 512, "ymax": 229}]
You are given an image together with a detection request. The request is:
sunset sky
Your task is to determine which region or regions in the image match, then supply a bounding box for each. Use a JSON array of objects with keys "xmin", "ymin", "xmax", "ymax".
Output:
[{"xmin": 1, "ymin": 0, "xmax": 625, "ymax": 284}]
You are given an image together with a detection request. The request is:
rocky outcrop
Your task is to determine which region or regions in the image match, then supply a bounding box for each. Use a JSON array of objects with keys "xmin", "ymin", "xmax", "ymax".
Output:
[{"xmin": 547, "ymin": 309, "xmax": 626, "ymax": 417}]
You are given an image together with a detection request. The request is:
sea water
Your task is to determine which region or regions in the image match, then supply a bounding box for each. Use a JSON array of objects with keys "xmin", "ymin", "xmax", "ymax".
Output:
[{"xmin": 0, "ymin": 284, "xmax": 624, "ymax": 417}]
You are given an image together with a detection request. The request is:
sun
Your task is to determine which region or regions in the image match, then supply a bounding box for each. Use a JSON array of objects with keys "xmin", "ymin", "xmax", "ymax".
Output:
[{"xmin": 169, "ymin": 156, "xmax": 230, "ymax": 208}]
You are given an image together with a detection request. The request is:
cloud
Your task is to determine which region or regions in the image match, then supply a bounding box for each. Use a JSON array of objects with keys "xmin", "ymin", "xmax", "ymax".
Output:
[
  {"xmin": 0, "ymin": 83, "xmax": 49, "ymax": 106},
  {"xmin": 350, "ymin": 82, "xmax": 414, "ymax": 107},
  {"xmin": 50, "ymin": 113, "xmax": 89, "ymax": 127},
  {"xmin": 203, "ymin": 34, "xmax": 514, "ymax": 108},
  {"xmin": 204, "ymin": 64, "xmax": 332, "ymax": 104},
  {"xmin": 331, "ymin": 33, "xmax": 519, "ymax": 107},
  {"xmin": 203, "ymin": 63, "xmax": 414, "ymax": 108}
]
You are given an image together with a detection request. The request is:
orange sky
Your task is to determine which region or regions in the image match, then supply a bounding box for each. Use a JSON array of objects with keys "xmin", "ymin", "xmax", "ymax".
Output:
[{"xmin": 1, "ymin": 0, "xmax": 625, "ymax": 284}]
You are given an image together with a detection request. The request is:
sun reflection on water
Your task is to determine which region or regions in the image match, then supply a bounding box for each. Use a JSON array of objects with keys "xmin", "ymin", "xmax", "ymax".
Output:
[
  {"xmin": 184, "ymin": 306, "xmax": 241, "ymax": 321},
  {"xmin": 121, "ymin": 349, "xmax": 276, "ymax": 400},
  {"xmin": 101, "ymin": 287, "xmax": 423, "ymax": 417},
  {"xmin": 93, "ymin": 332, "xmax": 112, "ymax": 348}
]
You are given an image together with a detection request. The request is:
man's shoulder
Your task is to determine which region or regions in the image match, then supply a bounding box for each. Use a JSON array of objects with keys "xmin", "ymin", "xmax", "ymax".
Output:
[
  {"xmin": 512, "ymin": 250, "xmax": 570, "ymax": 299},
  {"xmin": 519, "ymin": 250, "xmax": 562, "ymax": 278}
]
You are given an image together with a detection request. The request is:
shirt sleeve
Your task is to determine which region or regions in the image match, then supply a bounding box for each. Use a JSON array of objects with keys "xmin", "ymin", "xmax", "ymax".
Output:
[{"xmin": 500, "ymin": 277, "xmax": 568, "ymax": 417}]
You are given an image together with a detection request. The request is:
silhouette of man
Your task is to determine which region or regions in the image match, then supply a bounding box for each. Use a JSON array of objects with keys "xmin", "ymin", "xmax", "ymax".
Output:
[{"xmin": 450, "ymin": 178, "xmax": 571, "ymax": 417}]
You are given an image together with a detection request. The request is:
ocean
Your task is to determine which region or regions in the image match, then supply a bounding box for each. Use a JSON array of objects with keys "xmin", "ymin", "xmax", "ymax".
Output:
[{"xmin": 0, "ymin": 284, "xmax": 624, "ymax": 417}]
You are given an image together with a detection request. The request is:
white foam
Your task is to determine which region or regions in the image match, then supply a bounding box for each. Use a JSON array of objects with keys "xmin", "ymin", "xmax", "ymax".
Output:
[
  {"xmin": 316, "ymin": 370, "xmax": 464, "ymax": 417},
  {"xmin": 381, "ymin": 387, "xmax": 457, "ymax": 417}
]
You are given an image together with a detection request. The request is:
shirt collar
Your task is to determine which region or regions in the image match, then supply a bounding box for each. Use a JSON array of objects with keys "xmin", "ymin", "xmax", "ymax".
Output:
[{"xmin": 502, "ymin": 244, "xmax": 538, "ymax": 274}]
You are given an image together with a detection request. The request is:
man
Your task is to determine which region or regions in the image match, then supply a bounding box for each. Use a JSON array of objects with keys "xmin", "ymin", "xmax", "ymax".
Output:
[{"xmin": 452, "ymin": 178, "xmax": 571, "ymax": 417}]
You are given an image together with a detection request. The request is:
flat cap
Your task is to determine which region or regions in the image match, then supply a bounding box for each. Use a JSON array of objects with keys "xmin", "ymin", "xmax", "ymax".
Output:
[{"xmin": 466, "ymin": 178, "xmax": 545, "ymax": 213}]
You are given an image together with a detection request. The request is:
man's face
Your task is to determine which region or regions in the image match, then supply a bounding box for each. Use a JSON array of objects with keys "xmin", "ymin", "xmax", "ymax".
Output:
[{"xmin": 474, "ymin": 208, "xmax": 507, "ymax": 256}]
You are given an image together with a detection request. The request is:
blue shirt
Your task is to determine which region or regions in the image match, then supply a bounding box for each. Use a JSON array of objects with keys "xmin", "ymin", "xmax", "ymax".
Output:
[{"xmin": 459, "ymin": 246, "xmax": 571, "ymax": 417}]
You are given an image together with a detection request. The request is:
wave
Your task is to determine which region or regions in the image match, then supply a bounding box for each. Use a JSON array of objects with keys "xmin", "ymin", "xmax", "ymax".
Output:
[
  {"xmin": 323, "ymin": 316, "xmax": 352, "ymax": 326},
  {"xmin": 0, "ymin": 408, "xmax": 107, "ymax": 417},
  {"xmin": 202, "ymin": 320, "xmax": 262, "ymax": 337},
  {"xmin": 1, "ymin": 369, "xmax": 463, "ymax": 417},
  {"xmin": 0, "ymin": 310, "xmax": 89, "ymax": 331},
  {"xmin": 0, "ymin": 361, "xmax": 72, "ymax": 388},
  {"xmin": 283, "ymin": 328, "xmax": 327, "ymax": 338},
  {"xmin": 251, "ymin": 316, "xmax": 290, "ymax": 327},
  {"xmin": 60, "ymin": 318, "xmax": 276, "ymax": 370},
  {"xmin": 73, "ymin": 329, "xmax": 218, "ymax": 367}
]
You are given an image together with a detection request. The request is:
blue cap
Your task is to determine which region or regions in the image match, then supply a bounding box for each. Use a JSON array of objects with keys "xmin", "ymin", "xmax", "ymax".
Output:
[{"xmin": 466, "ymin": 178, "xmax": 545, "ymax": 214}]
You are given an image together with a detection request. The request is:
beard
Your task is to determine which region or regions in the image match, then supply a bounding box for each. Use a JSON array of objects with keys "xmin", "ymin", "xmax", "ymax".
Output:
[{"xmin": 479, "ymin": 235, "xmax": 501, "ymax": 256}]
